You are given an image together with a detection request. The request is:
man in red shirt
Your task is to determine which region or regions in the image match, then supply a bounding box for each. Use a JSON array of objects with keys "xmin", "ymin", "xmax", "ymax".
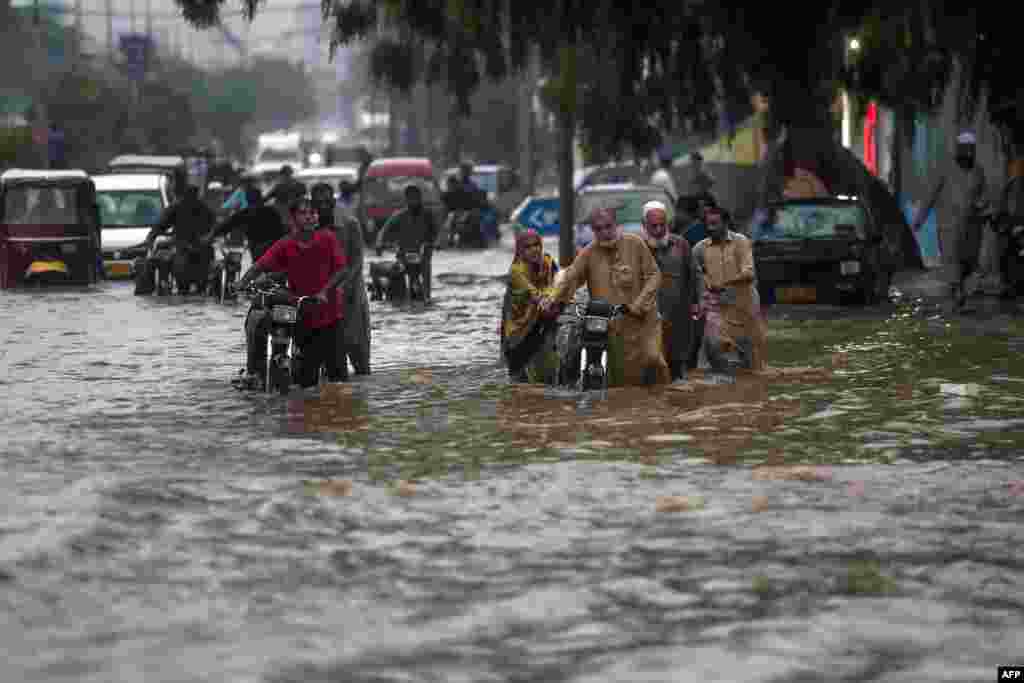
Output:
[{"xmin": 235, "ymin": 197, "xmax": 352, "ymax": 388}]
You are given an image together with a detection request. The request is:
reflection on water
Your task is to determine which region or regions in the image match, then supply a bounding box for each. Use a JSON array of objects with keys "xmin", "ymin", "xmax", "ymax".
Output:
[{"xmin": 2, "ymin": 245, "xmax": 1024, "ymax": 682}]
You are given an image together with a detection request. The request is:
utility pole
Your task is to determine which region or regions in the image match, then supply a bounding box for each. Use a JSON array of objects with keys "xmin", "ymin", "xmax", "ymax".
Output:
[
  {"xmin": 106, "ymin": 0, "xmax": 113, "ymax": 57},
  {"xmin": 32, "ymin": 0, "xmax": 50, "ymax": 168},
  {"xmin": 74, "ymin": 0, "xmax": 83, "ymax": 64},
  {"xmin": 518, "ymin": 49, "xmax": 537, "ymax": 194}
]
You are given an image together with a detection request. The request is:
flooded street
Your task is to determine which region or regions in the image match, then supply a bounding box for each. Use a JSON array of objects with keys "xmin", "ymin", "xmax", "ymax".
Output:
[{"xmin": 2, "ymin": 235, "xmax": 1023, "ymax": 682}]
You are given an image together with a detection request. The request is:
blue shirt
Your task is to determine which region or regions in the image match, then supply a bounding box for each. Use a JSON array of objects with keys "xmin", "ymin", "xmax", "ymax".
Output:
[
  {"xmin": 222, "ymin": 188, "xmax": 248, "ymax": 211},
  {"xmin": 684, "ymin": 221, "xmax": 707, "ymax": 247}
]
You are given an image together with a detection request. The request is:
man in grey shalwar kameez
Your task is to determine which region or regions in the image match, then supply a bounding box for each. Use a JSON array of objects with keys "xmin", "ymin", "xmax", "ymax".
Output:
[{"xmin": 311, "ymin": 183, "xmax": 371, "ymax": 375}]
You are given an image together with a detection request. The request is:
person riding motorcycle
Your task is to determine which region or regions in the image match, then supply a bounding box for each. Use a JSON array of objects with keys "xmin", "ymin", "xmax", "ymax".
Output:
[
  {"xmin": 204, "ymin": 187, "xmax": 286, "ymax": 262},
  {"xmin": 442, "ymin": 164, "xmax": 490, "ymax": 245},
  {"xmin": 375, "ymin": 184, "xmax": 438, "ymax": 302},
  {"xmin": 312, "ymin": 182, "xmax": 371, "ymax": 375},
  {"xmin": 263, "ymin": 165, "xmax": 307, "ymax": 220},
  {"xmin": 145, "ymin": 185, "xmax": 216, "ymax": 294},
  {"xmin": 233, "ymin": 196, "xmax": 351, "ymax": 389}
]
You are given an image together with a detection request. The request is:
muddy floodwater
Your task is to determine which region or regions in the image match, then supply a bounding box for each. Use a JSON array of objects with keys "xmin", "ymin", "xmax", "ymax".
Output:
[{"xmin": 2, "ymin": 236, "xmax": 1023, "ymax": 682}]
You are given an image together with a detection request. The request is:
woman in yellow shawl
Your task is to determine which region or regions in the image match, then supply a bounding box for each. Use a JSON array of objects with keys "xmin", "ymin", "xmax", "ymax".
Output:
[{"xmin": 500, "ymin": 229, "xmax": 560, "ymax": 382}]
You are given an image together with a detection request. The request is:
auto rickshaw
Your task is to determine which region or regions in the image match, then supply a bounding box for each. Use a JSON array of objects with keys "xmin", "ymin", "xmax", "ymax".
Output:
[{"xmin": 0, "ymin": 169, "xmax": 102, "ymax": 289}]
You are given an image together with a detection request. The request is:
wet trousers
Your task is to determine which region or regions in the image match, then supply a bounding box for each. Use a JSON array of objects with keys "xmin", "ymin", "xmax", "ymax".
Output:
[{"xmin": 246, "ymin": 310, "xmax": 348, "ymax": 386}]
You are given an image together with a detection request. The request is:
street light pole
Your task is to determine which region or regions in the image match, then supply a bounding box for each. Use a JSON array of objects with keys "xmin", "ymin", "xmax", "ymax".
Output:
[{"xmin": 33, "ymin": 0, "xmax": 50, "ymax": 169}]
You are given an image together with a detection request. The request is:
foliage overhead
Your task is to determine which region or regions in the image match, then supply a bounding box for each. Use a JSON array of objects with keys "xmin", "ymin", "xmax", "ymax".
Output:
[{"xmin": 168, "ymin": 0, "xmax": 1024, "ymax": 151}]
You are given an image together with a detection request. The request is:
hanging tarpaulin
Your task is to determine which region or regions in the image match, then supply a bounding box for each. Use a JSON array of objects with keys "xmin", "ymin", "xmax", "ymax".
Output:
[
  {"xmin": 863, "ymin": 102, "xmax": 878, "ymax": 175},
  {"xmin": 696, "ymin": 115, "xmax": 762, "ymax": 166}
]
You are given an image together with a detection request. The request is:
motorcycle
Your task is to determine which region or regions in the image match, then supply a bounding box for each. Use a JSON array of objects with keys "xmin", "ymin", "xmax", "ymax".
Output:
[
  {"xmin": 207, "ymin": 243, "xmax": 245, "ymax": 303},
  {"xmin": 134, "ymin": 234, "xmax": 176, "ymax": 296},
  {"xmin": 369, "ymin": 245, "xmax": 427, "ymax": 303},
  {"xmin": 236, "ymin": 279, "xmax": 314, "ymax": 394},
  {"xmin": 553, "ymin": 297, "xmax": 625, "ymax": 392},
  {"xmin": 446, "ymin": 209, "xmax": 486, "ymax": 249}
]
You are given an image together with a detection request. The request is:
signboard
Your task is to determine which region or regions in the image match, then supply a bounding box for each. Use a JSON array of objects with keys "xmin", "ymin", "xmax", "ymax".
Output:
[
  {"xmin": 515, "ymin": 197, "xmax": 560, "ymax": 236},
  {"xmin": 119, "ymin": 33, "xmax": 152, "ymax": 82}
]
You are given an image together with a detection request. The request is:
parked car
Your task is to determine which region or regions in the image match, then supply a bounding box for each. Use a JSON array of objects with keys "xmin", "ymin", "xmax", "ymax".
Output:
[
  {"xmin": 443, "ymin": 164, "xmax": 526, "ymax": 224},
  {"xmin": 750, "ymin": 196, "xmax": 897, "ymax": 305},
  {"xmin": 107, "ymin": 154, "xmax": 186, "ymax": 202},
  {"xmin": 572, "ymin": 183, "xmax": 674, "ymax": 251},
  {"xmin": 93, "ymin": 173, "xmax": 172, "ymax": 279},
  {"xmin": 0, "ymin": 169, "xmax": 102, "ymax": 288},
  {"xmin": 575, "ymin": 164, "xmax": 650, "ymax": 193},
  {"xmin": 358, "ymin": 157, "xmax": 444, "ymax": 246}
]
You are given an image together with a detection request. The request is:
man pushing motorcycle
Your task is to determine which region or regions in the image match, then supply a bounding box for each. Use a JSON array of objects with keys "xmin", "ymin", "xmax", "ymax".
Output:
[{"xmin": 233, "ymin": 196, "xmax": 351, "ymax": 389}]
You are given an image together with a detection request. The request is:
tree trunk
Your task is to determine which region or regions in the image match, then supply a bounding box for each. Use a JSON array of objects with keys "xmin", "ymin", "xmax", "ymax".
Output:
[
  {"xmin": 447, "ymin": 96, "xmax": 462, "ymax": 167},
  {"xmin": 387, "ymin": 88, "xmax": 398, "ymax": 155},
  {"xmin": 557, "ymin": 105, "xmax": 575, "ymax": 268},
  {"xmin": 518, "ymin": 51, "xmax": 537, "ymax": 195}
]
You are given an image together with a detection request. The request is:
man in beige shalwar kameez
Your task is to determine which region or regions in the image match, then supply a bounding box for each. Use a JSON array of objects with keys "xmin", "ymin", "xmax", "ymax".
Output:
[
  {"xmin": 692, "ymin": 207, "xmax": 767, "ymax": 373},
  {"xmin": 542, "ymin": 208, "xmax": 670, "ymax": 386}
]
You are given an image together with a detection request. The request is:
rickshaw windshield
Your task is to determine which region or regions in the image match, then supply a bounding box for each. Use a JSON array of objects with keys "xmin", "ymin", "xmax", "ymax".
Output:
[{"xmin": 4, "ymin": 186, "xmax": 80, "ymax": 224}]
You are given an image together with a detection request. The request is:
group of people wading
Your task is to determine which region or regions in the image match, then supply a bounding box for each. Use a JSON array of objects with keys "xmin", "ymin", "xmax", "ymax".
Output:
[{"xmin": 499, "ymin": 202, "xmax": 767, "ymax": 387}]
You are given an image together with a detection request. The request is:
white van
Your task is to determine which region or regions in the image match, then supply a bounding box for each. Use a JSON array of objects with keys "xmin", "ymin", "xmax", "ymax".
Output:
[{"xmin": 93, "ymin": 173, "xmax": 172, "ymax": 278}]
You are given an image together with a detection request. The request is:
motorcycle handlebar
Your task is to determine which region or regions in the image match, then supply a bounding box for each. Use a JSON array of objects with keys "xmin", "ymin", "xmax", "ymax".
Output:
[{"xmin": 573, "ymin": 301, "xmax": 626, "ymax": 319}]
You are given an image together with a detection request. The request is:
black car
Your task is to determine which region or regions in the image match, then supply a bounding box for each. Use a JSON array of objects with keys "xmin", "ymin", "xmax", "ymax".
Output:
[{"xmin": 751, "ymin": 197, "xmax": 898, "ymax": 305}]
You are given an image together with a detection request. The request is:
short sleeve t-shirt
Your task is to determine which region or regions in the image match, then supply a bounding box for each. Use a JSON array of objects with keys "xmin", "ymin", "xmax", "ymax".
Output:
[{"xmin": 256, "ymin": 230, "xmax": 347, "ymax": 328}]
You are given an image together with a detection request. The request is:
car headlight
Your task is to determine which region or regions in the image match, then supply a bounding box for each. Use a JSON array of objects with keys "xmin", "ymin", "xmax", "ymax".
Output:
[{"xmin": 840, "ymin": 260, "xmax": 861, "ymax": 275}]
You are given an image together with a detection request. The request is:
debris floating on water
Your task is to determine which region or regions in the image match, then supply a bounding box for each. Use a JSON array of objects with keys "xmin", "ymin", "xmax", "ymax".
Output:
[
  {"xmin": 656, "ymin": 495, "xmax": 704, "ymax": 512},
  {"xmin": 309, "ymin": 479, "xmax": 353, "ymax": 497},
  {"xmin": 752, "ymin": 465, "xmax": 833, "ymax": 482}
]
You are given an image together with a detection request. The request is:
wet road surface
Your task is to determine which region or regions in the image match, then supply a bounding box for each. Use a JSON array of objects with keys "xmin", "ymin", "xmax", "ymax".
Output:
[{"xmin": 2, "ymin": 235, "xmax": 1023, "ymax": 682}]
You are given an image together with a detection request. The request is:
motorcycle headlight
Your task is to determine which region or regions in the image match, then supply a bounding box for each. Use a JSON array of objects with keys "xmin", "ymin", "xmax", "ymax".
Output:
[
  {"xmin": 271, "ymin": 305, "xmax": 298, "ymax": 323},
  {"xmin": 585, "ymin": 316, "xmax": 609, "ymax": 333}
]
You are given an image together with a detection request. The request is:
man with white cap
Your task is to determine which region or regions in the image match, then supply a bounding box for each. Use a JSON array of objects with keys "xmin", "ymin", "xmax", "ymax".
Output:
[
  {"xmin": 641, "ymin": 200, "xmax": 699, "ymax": 382},
  {"xmin": 914, "ymin": 129, "xmax": 989, "ymax": 309}
]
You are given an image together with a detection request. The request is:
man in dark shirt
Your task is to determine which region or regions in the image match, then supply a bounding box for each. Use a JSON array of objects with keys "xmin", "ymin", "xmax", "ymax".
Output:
[
  {"xmin": 263, "ymin": 165, "xmax": 307, "ymax": 208},
  {"xmin": 146, "ymin": 185, "xmax": 217, "ymax": 293},
  {"xmin": 376, "ymin": 184, "xmax": 439, "ymax": 301},
  {"xmin": 205, "ymin": 187, "xmax": 286, "ymax": 262}
]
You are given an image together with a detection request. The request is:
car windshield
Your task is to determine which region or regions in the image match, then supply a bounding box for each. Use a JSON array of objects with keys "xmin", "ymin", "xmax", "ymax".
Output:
[
  {"xmin": 3, "ymin": 186, "xmax": 80, "ymax": 224},
  {"xmin": 97, "ymin": 190, "xmax": 164, "ymax": 227},
  {"xmin": 576, "ymin": 190, "xmax": 673, "ymax": 224},
  {"xmin": 300, "ymin": 174, "xmax": 356, "ymax": 191},
  {"xmin": 752, "ymin": 202, "xmax": 868, "ymax": 240},
  {"xmin": 362, "ymin": 175, "xmax": 439, "ymax": 204}
]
